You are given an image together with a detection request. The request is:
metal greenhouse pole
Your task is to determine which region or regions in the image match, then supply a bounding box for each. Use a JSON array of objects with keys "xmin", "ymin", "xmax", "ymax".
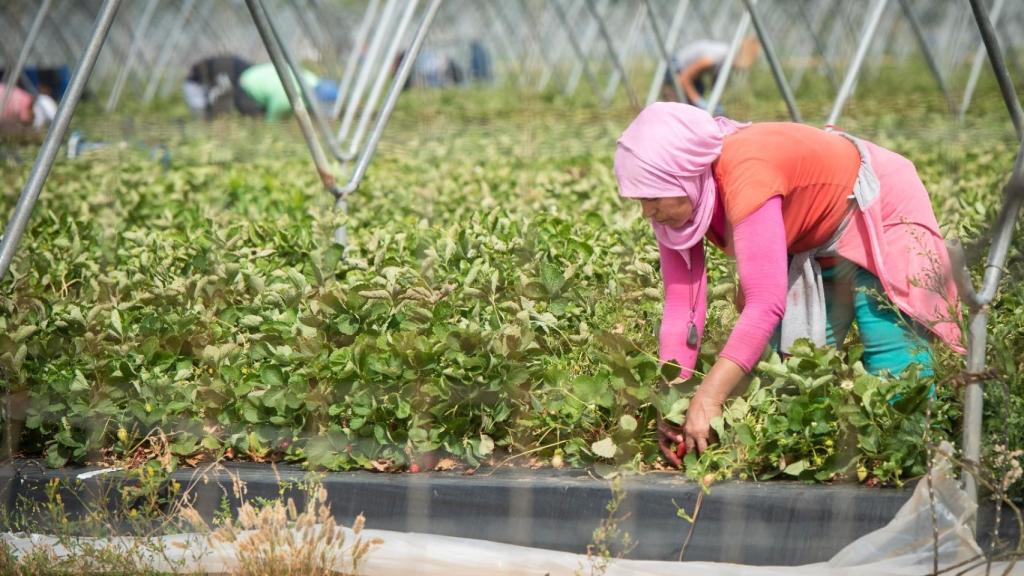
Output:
[
  {"xmin": 643, "ymin": 0, "xmax": 685, "ymax": 103},
  {"xmin": 340, "ymin": 0, "xmax": 421, "ymax": 160},
  {"xmin": 264, "ymin": 0, "xmax": 350, "ymax": 163},
  {"xmin": 602, "ymin": 1, "xmax": 646, "ymax": 104},
  {"xmin": 333, "ymin": 0, "xmax": 443, "ymax": 245},
  {"xmin": 518, "ymin": 0, "xmax": 557, "ymax": 91},
  {"xmin": 105, "ymin": 0, "xmax": 158, "ymax": 112},
  {"xmin": 292, "ymin": 0, "xmax": 336, "ymax": 65},
  {"xmin": 81, "ymin": 0, "xmax": 132, "ymax": 87},
  {"xmin": 585, "ymin": 0, "xmax": 638, "ymax": 107},
  {"xmin": 334, "ymin": 0, "xmax": 443, "ymax": 199},
  {"xmin": 792, "ymin": 0, "xmax": 838, "ymax": 93},
  {"xmin": 156, "ymin": 0, "xmax": 219, "ymax": 99},
  {"xmin": 491, "ymin": 0, "xmax": 532, "ymax": 89},
  {"xmin": 563, "ymin": 0, "xmax": 608, "ymax": 98},
  {"xmin": 247, "ymin": 0, "xmax": 441, "ymax": 247},
  {"xmin": 142, "ymin": 0, "xmax": 199, "ymax": 104},
  {"xmin": 645, "ymin": 0, "xmax": 690, "ymax": 106},
  {"xmin": 0, "ymin": 0, "xmax": 123, "ymax": 284},
  {"xmin": 0, "ymin": 0, "xmax": 53, "ymax": 119},
  {"xmin": 553, "ymin": 0, "xmax": 602, "ymax": 101},
  {"xmin": 536, "ymin": 0, "xmax": 575, "ymax": 91},
  {"xmin": 947, "ymin": 0, "xmax": 1024, "ymax": 521},
  {"xmin": 967, "ymin": 0, "xmax": 1024, "ymax": 140},
  {"xmin": 335, "ymin": 0, "xmax": 400, "ymax": 148},
  {"xmin": 477, "ymin": 0, "xmax": 526, "ymax": 87},
  {"xmin": 741, "ymin": 0, "xmax": 801, "ymax": 122},
  {"xmin": 1001, "ymin": 6, "xmax": 1024, "ymax": 79},
  {"xmin": 34, "ymin": 2, "xmax": 79, "ymax": 71},
  {"xmin": 960, "ymin": 0, "xmax": 1007, "ymax": 120},
  {"xmin": 948, "ymin": 142, "xmax": 1024, "ymax": 526},
  {"xmin": 896, "ymin": 0, "xmax": 957, "ymax": 114},
  {"xmin": 825, "ymin": 0, "xmax": 889, "ymax": 128},
  {"xmin": 0, "ymin": 17, "xmax": 43, "ymax": 99},
  {"xmin": 332, "ymin": 0, "xmax": 382, "ymax": 120},
  {"xmin": 245, "ymin": 0, "xmax": 344, "ymax": 203},
  {"xmin": 538, "ymin": 0, "xmax": 582, "ymax": 92},
  {"xmin": 705, "ymin": 0, "xmax": 755, "ymax": 115},
  {"xmin": 49, "ymin": 2, "xmax": 86, "ymax": 58}
]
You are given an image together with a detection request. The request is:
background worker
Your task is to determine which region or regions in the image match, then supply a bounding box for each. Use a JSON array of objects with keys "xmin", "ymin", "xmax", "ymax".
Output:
[
  {"xmin": 237, "ymin": 62, "xmax": 338, "ymax": 122},
  {"xmin": 663, "ymin": 37, "xmax": 760, "ymax": 107},
  {"xmin": 0, "ymin": 82, "xmax": 56, "ymax": 130},
  {"xmin": 182, "ymin": 55, "xmax": 259, "ymax": 119},
  {"xmin": 614, "ymin": 103, "xmax": 963, "ymax": 465}
]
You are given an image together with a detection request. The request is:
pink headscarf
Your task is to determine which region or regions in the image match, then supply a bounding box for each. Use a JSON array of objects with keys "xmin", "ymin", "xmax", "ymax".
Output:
[{"xmin": 615, "ymin": 103, "xmax": 748, "ymax": 267}]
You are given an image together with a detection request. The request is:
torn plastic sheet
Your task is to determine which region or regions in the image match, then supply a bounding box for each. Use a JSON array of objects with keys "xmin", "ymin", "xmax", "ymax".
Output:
[
  {"xmin": 75, "ymin": 466, "xmax": 124, "ymax": 480},
  {"xmin": 3, "ymin": 443, "xmax": 1021, "ymax": 575}
]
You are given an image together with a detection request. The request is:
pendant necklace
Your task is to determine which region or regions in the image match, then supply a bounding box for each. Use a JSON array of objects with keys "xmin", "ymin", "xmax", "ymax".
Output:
[{"xmin": 686, "ymin": 244, "xmax": 700, "ymax": 348}]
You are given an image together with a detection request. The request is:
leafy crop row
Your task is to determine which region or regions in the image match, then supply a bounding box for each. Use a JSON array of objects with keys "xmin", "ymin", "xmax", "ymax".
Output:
[{"xmin": 1, "ymin": 81, "xmax": 1021, "ymax": 488}]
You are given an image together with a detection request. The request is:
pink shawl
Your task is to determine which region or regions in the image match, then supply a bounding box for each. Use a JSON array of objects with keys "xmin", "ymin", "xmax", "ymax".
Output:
[{"xmin": 614, "ymin": 103, "xmax": 748, "ymax": 267}]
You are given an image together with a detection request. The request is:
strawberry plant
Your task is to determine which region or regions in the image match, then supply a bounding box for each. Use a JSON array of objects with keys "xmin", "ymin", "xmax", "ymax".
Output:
[{"xmin": 0, "ymin": 76, "xmax": 1021, "ymax": 491}]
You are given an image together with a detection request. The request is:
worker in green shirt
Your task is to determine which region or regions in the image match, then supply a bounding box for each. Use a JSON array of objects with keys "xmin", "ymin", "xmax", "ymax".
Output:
[{"xmin": 238, "ymin": 62, "xmax": 338, "ymax": 122}]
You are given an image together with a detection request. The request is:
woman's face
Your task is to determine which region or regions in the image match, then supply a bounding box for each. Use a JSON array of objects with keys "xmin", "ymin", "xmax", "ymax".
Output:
[{"xmin": 639, "ymin": 196, "xmax": 694, "ymax": 228}]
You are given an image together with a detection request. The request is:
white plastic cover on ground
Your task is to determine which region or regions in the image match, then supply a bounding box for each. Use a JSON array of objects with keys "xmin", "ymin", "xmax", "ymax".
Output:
[{"xmin": 3, "ymin": 443, "xmax": 1021, "ymax": 575}]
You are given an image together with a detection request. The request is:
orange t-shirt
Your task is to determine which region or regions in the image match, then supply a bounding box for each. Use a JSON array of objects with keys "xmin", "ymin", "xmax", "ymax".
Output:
[{"xmin": 712, "ymin": 123, "xmax": 861, "ymax": 253}]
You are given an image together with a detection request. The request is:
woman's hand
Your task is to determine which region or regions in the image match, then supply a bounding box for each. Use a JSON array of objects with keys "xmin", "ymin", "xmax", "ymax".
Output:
[
  {"xmin": 683, "ymin": 392, "xmax": 723, "ymax": 455},
  {"xmin": 657, "ymin": 414, "xmax": 687, "ymax": 468}
]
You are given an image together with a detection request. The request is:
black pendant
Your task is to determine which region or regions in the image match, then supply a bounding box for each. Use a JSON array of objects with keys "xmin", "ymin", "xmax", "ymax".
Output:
[{"xmin": 687, "ymin": 322, "xmax": 698, "ymax": 347}]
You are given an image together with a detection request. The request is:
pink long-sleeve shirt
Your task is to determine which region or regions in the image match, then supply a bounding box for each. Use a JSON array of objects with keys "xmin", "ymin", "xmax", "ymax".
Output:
[
  {"xmin": 0, "ymin": 84, "xmax": 34, "ymax": 125},
  {"xmin": 659, "ymin": 196, "xmax": 787, "ymax": 375}
]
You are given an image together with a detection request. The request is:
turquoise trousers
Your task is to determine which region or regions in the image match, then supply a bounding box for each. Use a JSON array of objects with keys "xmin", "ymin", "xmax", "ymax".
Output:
[{"xmin": 821, "ymin": 261, "xmax": 934, "ymax": 377}]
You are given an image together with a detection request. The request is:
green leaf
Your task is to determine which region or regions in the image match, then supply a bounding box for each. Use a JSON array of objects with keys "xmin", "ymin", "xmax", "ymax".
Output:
[
  {"xmin": 69, "ymin": 370, "xmax": 90, "ymax": 392},
  {"xmin": 110, "ymin": 309, "xmax": 123, "ymax": 335},
  {"xmin": 239, "ymin": 315, "xmax": 263, "ymax": 329},
  {"xmin": 619, "ymin": 414, "xmax": 638, "ymax": 433},
  {"xmin": 590, "ymin": 437, "xmax": 617, "ymax": 459},
  {"xmin": 261, "ymin": 366, "xmax": 284, "ymax": 387},
  {"xmin": 660, "ymin": 362, "xmax": 682, "ymax": 383},
  {"xmin": 783, "ymin": 459, "xmax": 808, "ymax": 476},
  {"xmin": 45, "ymin": 445, "xmax": 68, "ymax": 468},
  {"xmin": 539, "ymin": 263, "xmax": 566, "ymax": 296},
  {"xmin": 477, "ymin": 434, "xmax": 495, "ymax": 456},
  {"xmin": 572, "ymin": 375, "xmax": 613, "ymax": 408},
  {"xmin": 663, "ymin": 398, "xmax": 689, "ymax": 425},
  {"xmin": 734, "ymin": 423, "xmax": 755, "ymax": 447},
  {"xmin": 12, "ymin": 325, "xmax": 38, "ymax": 343},
  {"xmin": 201, "ymin": 436, "xmax": 222, "ymax": 450},
  {"xmin": 243, "ymin": 404, "xmax": 260, "ymax": 423},
  {"xmin": 709, "ymin": 416, "xmax": 726, "ymax": 439},
  {"xmin": 170, "ymin": 435, "xmax": 199, "ymax": 456}
]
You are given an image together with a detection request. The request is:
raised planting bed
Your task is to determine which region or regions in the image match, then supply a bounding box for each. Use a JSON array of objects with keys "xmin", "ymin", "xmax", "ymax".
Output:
[{"xmin": 1, "ymin": 460, "xmax": 1017, "ymax": 566}]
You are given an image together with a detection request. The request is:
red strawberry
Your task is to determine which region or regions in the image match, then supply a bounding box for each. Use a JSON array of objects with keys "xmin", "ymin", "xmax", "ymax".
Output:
[
  {"xmin": 409, "ymin": 463, "xmax": 421, "ymax": 473},
  {"xmin": 675, "ymin": 443, "xmax": 686, "ymax": 458}
]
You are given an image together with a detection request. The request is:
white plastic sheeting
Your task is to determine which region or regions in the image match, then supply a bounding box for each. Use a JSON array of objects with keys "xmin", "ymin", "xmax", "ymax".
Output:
[{"xmin": 4, "ymin": 444, "xmax": 1021, "ymax": 575}]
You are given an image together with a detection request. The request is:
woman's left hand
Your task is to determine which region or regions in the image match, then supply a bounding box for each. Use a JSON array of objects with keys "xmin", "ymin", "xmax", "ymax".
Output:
[{"xmin": 683, "ymin": 392, "xmax": 723, "ymax": 455}]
